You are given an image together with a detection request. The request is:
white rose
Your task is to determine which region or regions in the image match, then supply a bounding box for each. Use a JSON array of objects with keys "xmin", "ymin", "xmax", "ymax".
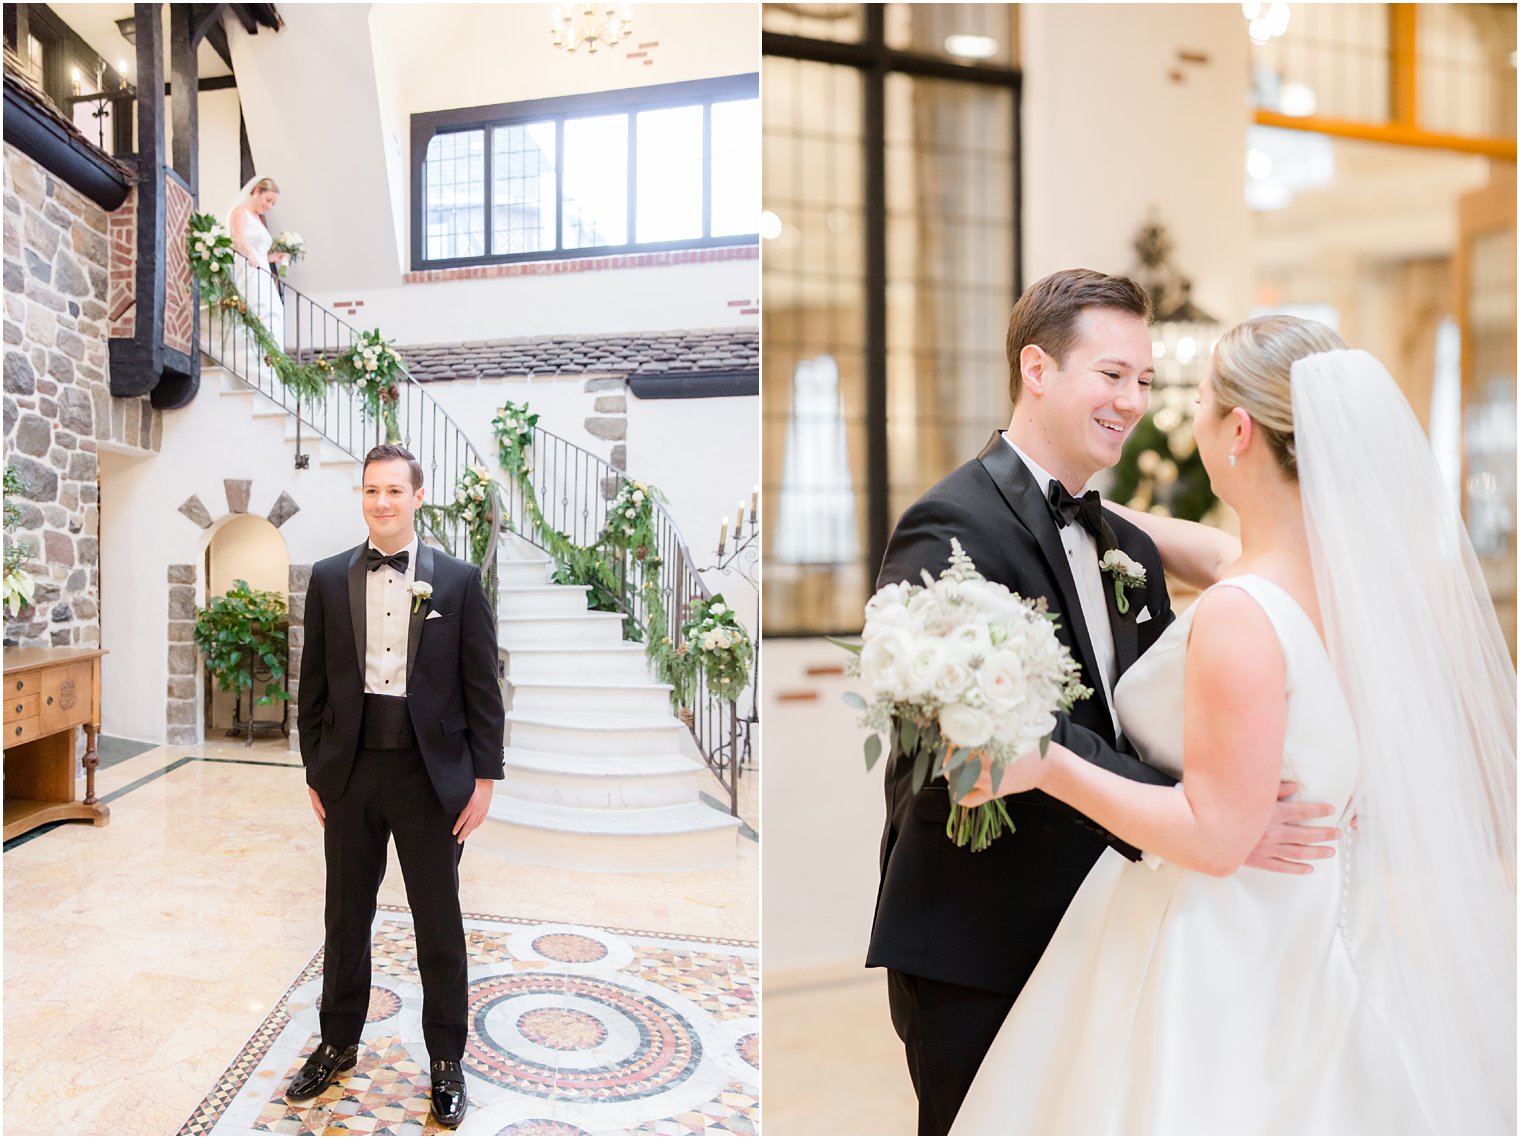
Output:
[
  {"xmin": 930, "ymin": 656, "xmax": 973, "ymax": 705},
  {"xmin": 860, "ymin": 628, "xmax": 914, "ymax": 702},
  {"xmin": 710, "ymin": 603, "xmax": 727, "ymax": 616},
  {"xmin": 906, "ymin": 643, "xmax": 948, "ymax": 702},
  {"xmin": 978, "ymin": 650, "xmax": 1029, "ymax": 713},
  {"xmin": 939, "ymin": 702, "xmax": 993, "ymax": 749}
]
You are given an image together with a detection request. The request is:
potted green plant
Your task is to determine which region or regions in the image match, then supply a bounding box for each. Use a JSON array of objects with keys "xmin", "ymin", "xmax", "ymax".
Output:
[{"xmin": 192, "ymin": 579, "xmax": 291, "ymax": 713}]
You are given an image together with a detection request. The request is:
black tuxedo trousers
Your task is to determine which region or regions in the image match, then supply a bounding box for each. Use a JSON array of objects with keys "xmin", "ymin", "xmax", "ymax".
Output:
[{"xmin": 322, "ymin": 743, "xmax": 468, "ymax": 1059}]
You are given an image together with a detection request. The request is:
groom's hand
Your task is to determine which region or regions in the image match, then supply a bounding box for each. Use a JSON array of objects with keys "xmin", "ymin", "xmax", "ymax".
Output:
[
  {"xmin": 308, "ymin": 786, "xmax": 326, "ymax": 829},
  {"xmin": 452, "ymin": 778, "xmax": 495, "ymax": 845},
  {"xmin": 1244, "ymin": 781, "xmax": 1340, "ymax": 875}
]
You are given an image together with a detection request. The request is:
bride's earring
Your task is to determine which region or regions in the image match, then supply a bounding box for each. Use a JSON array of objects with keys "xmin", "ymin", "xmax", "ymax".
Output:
[{"xmin": 1228, "ymin": 452, "xmax": 1237, "ymax": 468}]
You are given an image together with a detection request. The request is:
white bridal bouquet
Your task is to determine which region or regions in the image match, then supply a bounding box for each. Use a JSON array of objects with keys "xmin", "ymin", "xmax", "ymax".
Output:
[
  {"xmin": 840, "ymin": 539, "xmax": 1091, "ymax": 851},
  {"xmin": 271, "ymin": 231, "xmax": 305, "ymax": 276}
]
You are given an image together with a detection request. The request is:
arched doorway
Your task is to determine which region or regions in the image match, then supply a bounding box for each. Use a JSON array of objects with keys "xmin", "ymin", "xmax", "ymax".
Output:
[{"xmin": 204, "ymin": 514, "xmax": 291, "ymax": 735}]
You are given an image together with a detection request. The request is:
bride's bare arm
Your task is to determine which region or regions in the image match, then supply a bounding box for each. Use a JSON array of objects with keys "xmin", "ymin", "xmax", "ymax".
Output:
[
  {"xmin": 1105, "ymin": 501, "xmax": 1240, "ymax": 590},
  {"xmin": 229, "ymin": 206, "xmax": 257, "ymax": 263},
  {"xmin": 971, "ymin": 588, "xmax": 1291, "ymax": 875}
]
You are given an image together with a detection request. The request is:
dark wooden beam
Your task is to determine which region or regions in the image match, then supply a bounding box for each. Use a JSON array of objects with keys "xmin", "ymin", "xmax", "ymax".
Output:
[
  {"xmin": 190, "ymin": 4, "xmax": 225, "ymax": 47},
  {"xmin": 169, "ymin": 4, "xmax": 197, "ymax": 188},
  {"xmin": 204, "ymin": 17, "xmax": 233, "ymax": 71}
]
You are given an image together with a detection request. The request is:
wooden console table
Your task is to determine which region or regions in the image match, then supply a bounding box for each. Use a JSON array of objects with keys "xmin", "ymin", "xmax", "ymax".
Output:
[{"xmin": 3, "ymin": 647, "xmax": 110, "ymax": 840}]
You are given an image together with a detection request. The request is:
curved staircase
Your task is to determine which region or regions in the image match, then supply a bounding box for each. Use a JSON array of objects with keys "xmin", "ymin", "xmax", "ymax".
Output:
[{"xmin": 477, "ymin": 548, "xmax": 742, "ymax": 872}]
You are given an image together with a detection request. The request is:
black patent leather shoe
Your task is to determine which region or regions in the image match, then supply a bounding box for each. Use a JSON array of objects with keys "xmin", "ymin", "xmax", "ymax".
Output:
[
  {"xmin": 430, "ymin": 1059, "xmax": 468, "ymax": 1128},
  {"xmin": 286, "ymin": 1041, "xmax": 358, "ymax": 1100}
]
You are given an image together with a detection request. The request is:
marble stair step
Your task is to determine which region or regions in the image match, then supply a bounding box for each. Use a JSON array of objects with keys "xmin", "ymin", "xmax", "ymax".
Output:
[
  {"xmin": 476, "ymin": 799, "xmax": 740, "ymax": 872},
  {"xmin": 497, "ymin": 583, "xmax": 595, "ymax": 616},
  {"xmin": 505, "ymin": 711, "xmax": 685, "ymax": 756},
  {"xmin": 507, "ymin": 677, "xmax": 674, "ymax": 716},
  {"xmin": 502, "ymin": 748, "xmax": 704, "ymax": 808},
  {"xmin": 500, "ymin": 644, "xmax": 651, "ymax": 680},
  {"xmin": 497, "ymin": 611, "xmax": 626, "ymax": 646},
  {"xmin": 496, "ymin": 558, "xmax": 555, "ymax": 587}
]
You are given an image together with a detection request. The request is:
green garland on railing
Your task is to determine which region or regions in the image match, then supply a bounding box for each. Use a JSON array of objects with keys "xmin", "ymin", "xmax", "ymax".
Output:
[
  {"xmin": 490, "ymin": 399, "xmax": 749, "ymax": 708},
  {"xmin": 188, "ymin": 212, "xmax": 398, "ymax": 424}
]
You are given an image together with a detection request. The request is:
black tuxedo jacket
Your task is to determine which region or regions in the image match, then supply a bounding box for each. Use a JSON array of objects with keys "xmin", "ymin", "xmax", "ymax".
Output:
[
  {"xmin": 865, "ymin": 433, "xmax": 1177, "ymax": 997},
  {"xmin": 298, "ymin": 540, "xmax": 506, "ymax": 814}
]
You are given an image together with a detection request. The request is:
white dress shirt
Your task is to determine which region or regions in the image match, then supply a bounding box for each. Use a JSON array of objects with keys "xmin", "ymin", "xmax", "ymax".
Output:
[
  {"xmin": 1004, "ymin": 437, "xmax": 1121, "ymax": 740},
  {"xmin": 364, "ymin": 535, "xmax": 418, "ymax": 697}
]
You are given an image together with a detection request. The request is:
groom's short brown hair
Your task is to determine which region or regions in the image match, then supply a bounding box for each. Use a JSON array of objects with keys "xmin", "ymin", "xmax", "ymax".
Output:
[
  {"xmin": 1005, "ymin": 269, "xmax": 1152, "ymax": 406},
  {"xmin": 362, "ymin": 443, "xmax": 424, "ymax": 490}
]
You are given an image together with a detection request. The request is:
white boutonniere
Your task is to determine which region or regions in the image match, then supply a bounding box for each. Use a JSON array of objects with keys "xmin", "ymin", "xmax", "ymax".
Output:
[
  {"xmin": 1099, "ymin": 549, "xmax": 1146, "ymax": 616},
  {"xmin": 406, "ymin": 580, "xmax": 433, "ymax": 614}
]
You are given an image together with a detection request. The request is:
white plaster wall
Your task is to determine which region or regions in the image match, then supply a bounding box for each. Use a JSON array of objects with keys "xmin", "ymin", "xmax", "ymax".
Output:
[
  {"xmin": 761, "ymin": 637, "xmax": 884, "ymax": 973},
  {"xmin": 197, "ymin": 87, "xmax": 244, "ymax": 233},
  {"xmin": 98, "ymin": 378, "xmax": 372, "ymax": 744},
  {"xmin": 1021, "ymin": 4, "xmax": 1253, "ymax": 322}
]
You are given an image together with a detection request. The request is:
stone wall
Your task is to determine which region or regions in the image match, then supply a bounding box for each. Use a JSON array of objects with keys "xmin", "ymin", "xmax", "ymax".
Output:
[{"xmin": 2, "ymin": 143, "xmax": 160, "ymax": 648}]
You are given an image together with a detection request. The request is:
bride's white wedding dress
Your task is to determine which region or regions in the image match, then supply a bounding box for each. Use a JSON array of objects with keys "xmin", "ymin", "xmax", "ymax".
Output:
[
  {"xmin": 951, "ymin": 574, "xmax": 1429, "ymax": 1135},
  {"xmin": 230, "ymin": 206, "xmax": 284, "ymax": 386}
]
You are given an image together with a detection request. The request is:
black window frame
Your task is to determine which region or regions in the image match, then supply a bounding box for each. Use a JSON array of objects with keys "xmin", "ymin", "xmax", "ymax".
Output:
[
  {"xmin": 762, "ymin": 7, "xmax": 1024, "ymax": 635},
  {"xmin": 410, "ymin": 73, "xmax": 760, "ymax": 271}
]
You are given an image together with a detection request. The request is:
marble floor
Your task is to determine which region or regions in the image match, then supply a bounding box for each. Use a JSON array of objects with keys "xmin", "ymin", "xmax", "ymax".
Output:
[
  {"xmin": 3, "ymin": 737, "xmax": 758, "ymax": 1136},
  {"xmin": 761, "ymin": 965, "xmax": 915, "ymax": 1137}
]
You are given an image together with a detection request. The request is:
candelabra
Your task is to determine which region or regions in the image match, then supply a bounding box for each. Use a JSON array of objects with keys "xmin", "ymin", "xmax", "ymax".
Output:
[{"xmin": 696, "ymin": 485, "xmax": 760, "ymax": 775}]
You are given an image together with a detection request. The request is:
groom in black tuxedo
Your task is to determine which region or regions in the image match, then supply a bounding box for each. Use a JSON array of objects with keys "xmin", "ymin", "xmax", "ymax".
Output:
[
  {"xmin": 868, "ymin": 269, "xmax": 1334, "ymax": 1134},
  {"xmin": 292, "ymin": 444, "xmax": 504, "ymax": 1128}
]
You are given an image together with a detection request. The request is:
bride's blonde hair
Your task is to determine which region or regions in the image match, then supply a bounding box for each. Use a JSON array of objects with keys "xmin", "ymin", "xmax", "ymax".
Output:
[
  {"xmin": 1210, "ymin": 314, "xmax": 1346, "ymax": 480},
  {"xmin": 252, "ymin": 177, "xmax": 280, "ymax": 195}
]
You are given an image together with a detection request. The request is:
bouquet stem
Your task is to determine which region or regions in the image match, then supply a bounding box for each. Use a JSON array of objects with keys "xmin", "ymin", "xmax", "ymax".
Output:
[{"xmin": 946, "ymin": 798, "xmax": 1016, "ymax": 852}]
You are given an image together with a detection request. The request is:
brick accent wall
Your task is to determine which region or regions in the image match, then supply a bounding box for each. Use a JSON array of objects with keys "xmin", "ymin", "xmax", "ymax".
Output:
[
  {"xmin": 163, "ymin": 175, "xmax": 193, "ymax": 355},
  {"xmin": 108, "ymin": 187, "xmax": 136, "ymax": 339}
]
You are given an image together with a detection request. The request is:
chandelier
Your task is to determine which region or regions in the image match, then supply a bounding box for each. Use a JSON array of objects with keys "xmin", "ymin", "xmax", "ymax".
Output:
[{"xmin": 551, "ymin": 5, "xmax": 633, "ymax": 55}]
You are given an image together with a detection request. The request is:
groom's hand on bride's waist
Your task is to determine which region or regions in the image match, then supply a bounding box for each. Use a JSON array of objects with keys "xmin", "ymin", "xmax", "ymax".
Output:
[{"xmin": 1243, "ymin": 781, "xmax": 1340, "ymax": 875}]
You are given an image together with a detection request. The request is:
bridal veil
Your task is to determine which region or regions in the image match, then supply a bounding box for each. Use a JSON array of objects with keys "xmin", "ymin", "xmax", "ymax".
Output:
[{"xmin": 1293, "ymin": 348, "xmax": 1516, "ymax": 1133}]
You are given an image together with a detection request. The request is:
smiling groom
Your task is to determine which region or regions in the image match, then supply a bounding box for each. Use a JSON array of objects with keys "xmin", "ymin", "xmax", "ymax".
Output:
[{"xmin": 293, "ymin": 443, "xmax": 505, "ymax": 1129}]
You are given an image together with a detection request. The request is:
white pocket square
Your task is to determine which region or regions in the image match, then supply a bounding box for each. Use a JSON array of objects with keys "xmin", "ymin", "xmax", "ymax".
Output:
[
  {"xmin": 1135, "ymin": 605, "xmax": 1152, "ymax": 624},
  {"xmin": 425, "ymin": 610, "xmax": 442, "ymax": 620}
]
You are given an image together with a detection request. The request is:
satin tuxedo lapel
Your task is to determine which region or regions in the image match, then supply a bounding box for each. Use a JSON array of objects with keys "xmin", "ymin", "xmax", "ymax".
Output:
[
  {"xmin": 346, "ymin": 544, "xmax": 367, "ymax": 678},
  {"xmin": 405, "ymin": 542, "xmax": 435, "ymax": 686},
  {"xmin": 1097, "ymin": 516, "xmax": 1140, "ymax": 679},
  {"xmin": 974, "ymin": 433, "xmax": 1114, "ymax": 732}
]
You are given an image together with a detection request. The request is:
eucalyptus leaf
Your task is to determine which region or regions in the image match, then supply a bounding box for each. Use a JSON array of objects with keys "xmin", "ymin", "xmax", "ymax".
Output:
[
  {"xmin": 1039, "ymin": 732, "xmax": 1052, "ymax": 757},
  {"xmin": 898, "ymin": 718, "xmax": 919, "ymax": 758},
  {"xmin": 863, "ymin": 733, "xmax": 883, "ymax": 770},
  {"xmin": 842, "ymin": 690, "xmax": 867, "ymax": 710},
  {"xmin": 910, "ymin": 748, "xmax": 931, "ymax": 795},
  {"xmin": 950, "ymin": 760, "xmax": 981, "ymax": 803},
  {"xmin": 826, "ymin": 635, "xmax": 863, "ymax": 655}
]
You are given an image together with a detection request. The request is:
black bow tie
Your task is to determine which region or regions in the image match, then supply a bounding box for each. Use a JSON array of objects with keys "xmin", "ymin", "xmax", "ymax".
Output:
[
  {"xmin": 367, "ymin": 548, "xmax": 410, "ymax": 574},
  {"xmin": 1047, "ymin": 481, "xmax": 1104, "ymax": 540}
]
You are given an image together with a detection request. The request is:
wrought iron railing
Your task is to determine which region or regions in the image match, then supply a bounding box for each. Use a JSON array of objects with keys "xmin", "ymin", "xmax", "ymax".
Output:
[
  {"xmin": 496, "ymin": 427, "xmax": 745, "ymax": 815},
  {"xmin": 200, "ymin": 251, "xmax": 500, "ymax": 602}
]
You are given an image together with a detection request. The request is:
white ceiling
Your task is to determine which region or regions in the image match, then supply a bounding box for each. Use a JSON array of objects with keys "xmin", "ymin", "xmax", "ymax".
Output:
[{"xmin": 56, "ymin": 4, "xmax": 234, "ymax": 82}]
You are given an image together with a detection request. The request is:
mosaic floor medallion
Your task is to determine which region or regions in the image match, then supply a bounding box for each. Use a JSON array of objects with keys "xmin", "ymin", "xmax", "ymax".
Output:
[{"xmin": 179, "ymin": 910, "xmax": 757, "ymax": 1136}]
